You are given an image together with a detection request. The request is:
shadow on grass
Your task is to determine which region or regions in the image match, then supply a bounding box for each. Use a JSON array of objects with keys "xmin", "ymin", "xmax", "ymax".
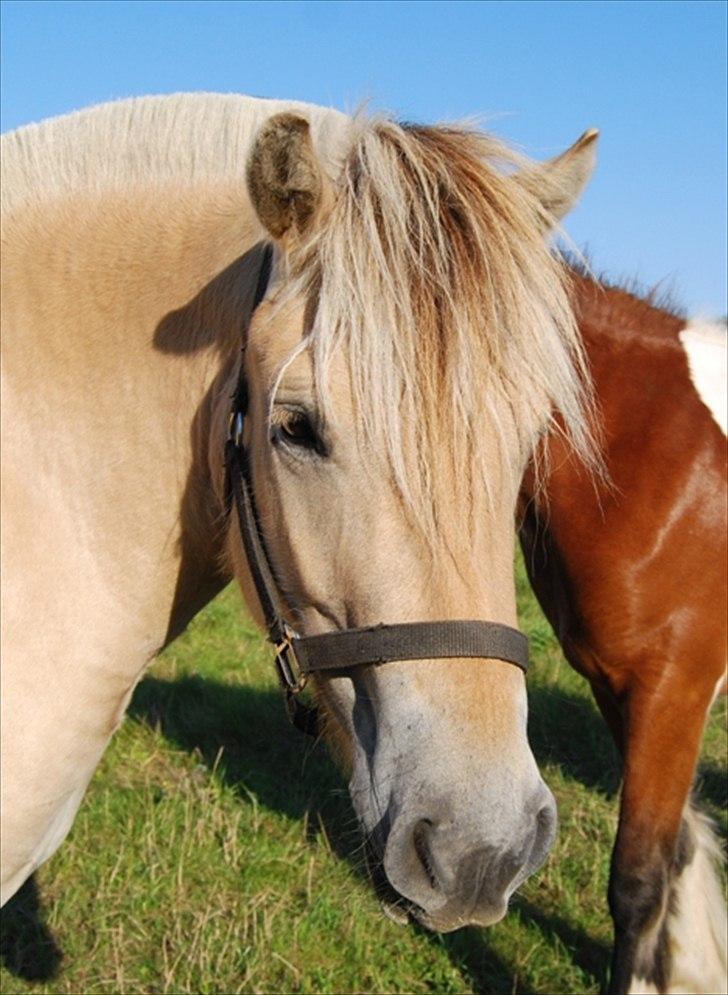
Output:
[
  {"xmin": 0, "ymin": 673, "xmax": 614, "ymax": 993},
  {"xmin": 514, "ymin": 898, "xmax": 611, "ymax": 993},
  {"xmin": 127, "ymin": 674, "xmax": 610, "ymax": 994},
  {"xmin": 420, "ymin": 924, "xmax": 539, "ymax": 995},
  {"xmin": 694, "ymin": 763, "xmax": 728, "ymax": 839},
  {"xmin": 5, "ymin": 665, "xmax": 720, "ymax": 992},
  {"xmin": 0, "ymin": 874, "xmax": 62, "ymax": 982},
  {"xmin": 528, "ymin": 683, "xmax": 725, "ymax": 841},
  {"xmin": 527, "ymin": 684, "xmax": 621, "ymax": 798}
]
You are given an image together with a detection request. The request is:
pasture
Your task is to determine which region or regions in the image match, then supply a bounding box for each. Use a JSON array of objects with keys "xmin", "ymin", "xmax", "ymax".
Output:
[{"xmin": 2, "ymin": 553, "xmax": 725, "ymax": 995}]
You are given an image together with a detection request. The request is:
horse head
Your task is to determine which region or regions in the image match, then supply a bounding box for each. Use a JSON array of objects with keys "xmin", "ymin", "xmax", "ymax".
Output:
[{"xmin": 224, "ymin": 112, "xmax": 597, "ymax": 930}]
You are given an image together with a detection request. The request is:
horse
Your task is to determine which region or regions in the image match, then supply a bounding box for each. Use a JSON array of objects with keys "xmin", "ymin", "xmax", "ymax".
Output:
[
  {"xmin": 1, "ymin": 93, "xmax": 597, "ymax": 943},
  {"xmin": 520, "ymin": 275, "xmax": 727, "ymax": 994},
  {"xmin": 2, "ymin": 93, "xmax": 722, "ymax": 994}
]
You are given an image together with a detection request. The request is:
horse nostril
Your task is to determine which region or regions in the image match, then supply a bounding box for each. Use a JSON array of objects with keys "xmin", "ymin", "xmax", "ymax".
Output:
[
  {"xmin": 412, "ymin": 818, "xmax": 438, "ymax": 890},
  {"xmin": 524, "ymin": 793, "xmax": 557, "ymax": 876}
]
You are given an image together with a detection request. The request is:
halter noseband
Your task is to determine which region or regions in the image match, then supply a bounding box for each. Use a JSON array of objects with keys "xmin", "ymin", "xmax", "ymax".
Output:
[{"xmin": 224, "ymin": 244, "xmax": 529, "ymax": 736}]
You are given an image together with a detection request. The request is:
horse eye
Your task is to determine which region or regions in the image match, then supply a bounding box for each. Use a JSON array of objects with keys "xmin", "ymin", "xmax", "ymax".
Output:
[{"xmin": 273, "ymin": 409, "xmax": 325, "ymax": 455}]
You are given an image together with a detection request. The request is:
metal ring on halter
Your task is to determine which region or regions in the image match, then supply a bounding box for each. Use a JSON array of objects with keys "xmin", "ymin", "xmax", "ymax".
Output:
[{"xmin": 273, "ymin": 624, "xmax": 308, "ymax": 694}]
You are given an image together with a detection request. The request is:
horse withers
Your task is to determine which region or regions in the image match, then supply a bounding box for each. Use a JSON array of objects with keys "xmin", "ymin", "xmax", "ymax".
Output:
[{"xmin": 1, "ymin": 94, "xmax": 595, "ymax": 934}]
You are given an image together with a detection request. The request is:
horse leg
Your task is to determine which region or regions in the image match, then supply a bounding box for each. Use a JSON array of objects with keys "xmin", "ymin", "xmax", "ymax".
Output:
[
  {"xmin": 0, "ymin": 637, "xmax": 149, "ymax": 906},
  {"xmin": 606, "ymin": 677, "xmax": 726, "ymax": 995}
]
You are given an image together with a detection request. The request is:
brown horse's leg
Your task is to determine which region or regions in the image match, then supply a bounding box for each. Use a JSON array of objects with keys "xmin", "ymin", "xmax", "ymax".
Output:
[{"xmin": 606, "ymin": 676, "xmax": 726, "ymax": 995}]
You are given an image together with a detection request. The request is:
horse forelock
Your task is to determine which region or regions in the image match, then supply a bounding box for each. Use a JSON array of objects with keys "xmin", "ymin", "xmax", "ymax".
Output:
[{"xmin": 277, "ymin": 118, "xmax": 598, "ymax": 544}]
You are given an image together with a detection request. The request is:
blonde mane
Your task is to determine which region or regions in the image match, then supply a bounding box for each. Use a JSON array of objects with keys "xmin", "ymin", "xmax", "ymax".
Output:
[
  {"xmin": 282, "ymin": 119, "xmax": 596, "ymax": 540},
  {"xmin": 1, "ymin": 92, "xmax": 351, "ymax": 214}
]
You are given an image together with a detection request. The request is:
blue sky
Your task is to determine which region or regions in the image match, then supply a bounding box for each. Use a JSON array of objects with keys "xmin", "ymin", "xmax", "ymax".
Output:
[{"xmin": 2, "ymin": 0, "xmax": 726, "ymax": 314}]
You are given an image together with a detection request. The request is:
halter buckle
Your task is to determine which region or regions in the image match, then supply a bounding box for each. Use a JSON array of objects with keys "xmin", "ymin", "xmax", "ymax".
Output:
[{"xmin": 274, "ymin": 625, "xmax": 308, "ymax": 694}]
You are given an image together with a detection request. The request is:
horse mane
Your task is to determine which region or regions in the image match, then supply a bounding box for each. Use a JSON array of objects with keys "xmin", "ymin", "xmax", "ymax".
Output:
[
  {"xmin": 565, "ymin": 252, "xmax": 687, "ymax": 321},
  {"xmin": 281, "ymin": 119, "xmax": 598, "ymax": 540},
  {"xmin": 1, "ymin": 92, "xmax": 351, "ymax": 215}
]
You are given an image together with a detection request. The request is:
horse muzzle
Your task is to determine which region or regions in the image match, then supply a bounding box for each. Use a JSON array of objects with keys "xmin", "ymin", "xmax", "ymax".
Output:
[{"xmin": 375, "ymin": 784, "xmax": 557, "ymax": 932}]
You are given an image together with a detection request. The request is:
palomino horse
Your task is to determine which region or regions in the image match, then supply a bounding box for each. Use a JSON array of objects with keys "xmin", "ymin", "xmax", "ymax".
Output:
[
  {"xmin": 520, "ymin": 277, "xmax": 727, "ymax": 995},
  {"xmin": 1, "ymin": 94, "xmax": 596, "ymax": 934}
]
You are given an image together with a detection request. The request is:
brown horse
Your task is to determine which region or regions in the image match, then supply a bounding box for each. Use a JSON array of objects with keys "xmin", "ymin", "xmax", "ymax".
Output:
[{"xmin": 520, "ymin": 272, "xmax": 727, "ymax": 994}]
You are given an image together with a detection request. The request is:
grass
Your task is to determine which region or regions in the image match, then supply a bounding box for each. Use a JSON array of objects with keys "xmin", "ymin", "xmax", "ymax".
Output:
[{"xmin": 1, "ymin": 554, "xmax": 725, "ymax": 994}]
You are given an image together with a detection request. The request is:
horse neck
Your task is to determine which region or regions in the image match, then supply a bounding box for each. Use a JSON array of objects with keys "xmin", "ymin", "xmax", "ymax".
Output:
[
  {"xmin": 571, "ymin": 271, "xmax": 686, "ymax": 352},
  {"xmin": 569, "ymin": 272, "xmax": 694, "ymax": 441},
  {"xmin": 521, "ymin": 270, "xmax": 719, "ymax": 512},
  {"xmin": 2, "ymin": 180, "xmax": 262, "ymax": 659}
]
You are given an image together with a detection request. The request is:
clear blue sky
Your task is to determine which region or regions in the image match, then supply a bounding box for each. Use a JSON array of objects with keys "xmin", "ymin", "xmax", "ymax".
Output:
[{"xmin": 2, "ymin": 0, "xmax": 726, "ymax": 314}]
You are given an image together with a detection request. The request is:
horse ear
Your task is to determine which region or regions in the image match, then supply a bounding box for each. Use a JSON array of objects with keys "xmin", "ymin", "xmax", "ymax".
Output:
[
  {"xmin": 247, "ymin": 113, "xmax": 329, "ymax": 244},
  {"xmin": 517, "ymin": 129, "xmax": 598, "ymax": 225}
]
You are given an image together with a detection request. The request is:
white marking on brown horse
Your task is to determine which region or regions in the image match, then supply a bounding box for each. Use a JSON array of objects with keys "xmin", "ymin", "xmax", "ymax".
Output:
[
  {"xmin": 628, "ymin": 807, "xmax": 727, "ymax": 995},
  {"xmin": 679, "ymin": 320, "xmax": 727, "ymax": 435},
  {"xmin": 663, "ymin": 807, "xmax": 727, "ymax": 995}
]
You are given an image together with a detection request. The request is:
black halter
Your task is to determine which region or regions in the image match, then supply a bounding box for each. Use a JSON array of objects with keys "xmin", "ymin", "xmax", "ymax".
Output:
[{"xmin": 224, "ymin": 244, "xmax": 529, "ymax": 736}]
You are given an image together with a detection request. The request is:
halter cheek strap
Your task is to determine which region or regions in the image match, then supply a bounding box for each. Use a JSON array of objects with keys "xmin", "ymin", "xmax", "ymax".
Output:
[{"xmin": 224, "ymin": 243, "xmax": 529, "ymax": 737}]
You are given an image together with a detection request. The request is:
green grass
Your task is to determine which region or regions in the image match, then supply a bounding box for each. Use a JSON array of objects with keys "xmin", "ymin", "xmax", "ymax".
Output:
[{"xmin": 2, "ymin": 556, "xmax": 725, "ymax": 994}]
